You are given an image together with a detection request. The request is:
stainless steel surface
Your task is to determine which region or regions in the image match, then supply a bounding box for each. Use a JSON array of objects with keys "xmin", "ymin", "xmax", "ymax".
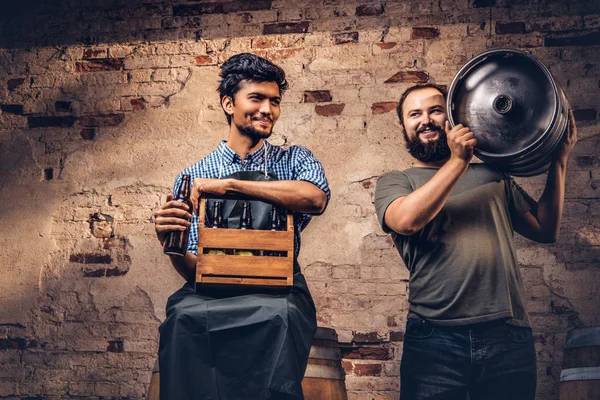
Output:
[{"xmin": 448, "ymin": 49, "xmax": 569, "ymax": 176}]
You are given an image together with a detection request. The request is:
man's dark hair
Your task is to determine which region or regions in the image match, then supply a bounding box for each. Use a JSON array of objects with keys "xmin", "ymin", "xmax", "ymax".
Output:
[
  {"xmin": 396, "ymin": 83, "xmax": 447, "ymax": 129},
  {"xmin": 218, "ymin": 53, "xmax": 289, "ymax": 124}
]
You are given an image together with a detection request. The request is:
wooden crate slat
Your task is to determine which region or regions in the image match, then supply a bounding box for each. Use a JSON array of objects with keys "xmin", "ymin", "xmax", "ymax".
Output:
[
  {"xmin": 198, "ymin": 229, "xmax": 294, "ymax": 251},
  {"xmin": 197, "ymin": 254, "xmax": 292, "ymax": 277},
  {"xmin": 198, "ymin": 276, "xmax": 290, "ymax": 287}
]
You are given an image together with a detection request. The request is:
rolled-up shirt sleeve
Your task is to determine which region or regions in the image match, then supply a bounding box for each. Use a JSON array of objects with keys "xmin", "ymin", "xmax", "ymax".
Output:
[{"xmin": 374, "ymin": 171, "xmax": 414, "ymax": 234}]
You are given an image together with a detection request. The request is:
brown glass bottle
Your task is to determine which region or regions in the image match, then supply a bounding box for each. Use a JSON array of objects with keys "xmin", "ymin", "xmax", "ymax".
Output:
[
  {"xmin": 266, "ymin": 205, "xmax": 285, "ymax": 257},
  {"xmin": 163, "ymin": 174, "xmax": 192, "ymax": 257},
  {"xmin": 235, "ymin": 201, "xmax": 254, "ymax": 256},
  {"xmin": 207, "ymin": 201, "xmax": 226, "ymax": 255}
]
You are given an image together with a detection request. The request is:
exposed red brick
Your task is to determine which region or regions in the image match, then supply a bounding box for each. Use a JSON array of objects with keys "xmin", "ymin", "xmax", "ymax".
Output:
[
  {"xmin": 1, "ymin": 104, "xmax": 24, "ymax": 115},
  {"xmin": 252, "ymin": 37, "xmax": 278, "ymax": 49},
  {"xmin": 342, "ymin": 360, "xmax": 353, "ymax": 373},
  {"xmin": 195, "ymin": 55, "xmax": 216, "ymax": 65},
  {"xmin": 28, "ymin": 116, "xmax": 76, "ymax": 128},
  {"xmin": 82, "ymin": 48, "xmax": 107, "ymax": 59},
  {"xmin": 107, "ymin": 340, "xmax": 124, "ymax": 353},
  {"xmin": 43, "ymin": 168, "xmax": 53, "ymax": 181},
  {"xmin": 263, "ymin": 22, "xmax": 309, "ymax": 35},
  {"xmin": 263, "ymin": 49, "xmax": 302, "ymax": 61},
  {"xmin": 304, "ymin": 90, "xmax": 332, "ymax": 103},
  {"xmin": 130, "ymin": 97, "xmax": 147, "ymax": 111},
  {"xmin": 387, "ymin": 316, "xmax": 399, "ymax": 327},
  {"xmin": 575, "ymin": 156, "xmax": 598, "ymax": 168},
  {"xmin": 7, "ymin": 78, "xmax": 25, "ymax": 91},
  {"xmin": 342, "ymin": 346, "xmax": 392, "ymax": 360},
  {"xmin": 356, "ymin": 4, "xmax": 384, "ymax": 16},
  {"xmin": 80, "ymin": 128, "xmax": 96, "ymax": 140},
  {"xmin": 384, "ymin": 71, "xmax": 429, "ymax": 84},
  {"xmin": 572, "ymin": 108, "xmax": 597, "ymax": 121},
  {"xmin": 375, "ymin": 42, "xmax": 397, "ymax": 50},
  {"xmin": 353, "ymin": 331, "xmax": 380, "ymax": 343},
  {"xmin": 354, "ymin": 363, "xmax": 382, "ymax": 376},
  {"xmin": 75, "ymin": 59, "xmax": 124, "ymax": 72},
  {"xmin": 70, "ymin": 253, "xmax": 112, "ymax": 264},
  {"xmin": 79, "ymin": 113, "xmax": 125, "ymax": 127},
  {"xmin": 545, "ymin": 31, "xmax": 600, "ymax": 47},
  {"xmin": 333, "ymin": 32, "xmax": 359, "ymax": 45},
  {"xmin": 495, "ymin": 22, "xmax": 527, "ymax": 35},
  {"xmin": 223, "ymin": 0, "xmax": 272, "ymax": 13},
  {"xmin": 412, "ymin": 27, "xmax": 440, "ymax": 39},
  {"xmin": 390, "ymin": 331, "xmax": 405, "ymax": 342},
  {"xmin": 55, "ymin": 101, "xmax": 72, "ymax": 113},
  {"xmin": 372, "ymin": 102, "xmax": 398, "ymax": 115},
  {"xmin": 173, "ymin": 3, "xmax": 223, "ymax": 17},
  {"xmin": 315, "ymin": 103, "xmax": 345, "ymax": 116}
]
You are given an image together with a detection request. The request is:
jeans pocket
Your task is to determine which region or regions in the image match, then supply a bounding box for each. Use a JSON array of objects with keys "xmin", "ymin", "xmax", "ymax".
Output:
[
  {"xmin": 405, "ymin": 318, "xmax": 435, "ymax": 339},
  {"xmin": 505, "ymin": 324, "xmax": 532, "ymax": 343}
]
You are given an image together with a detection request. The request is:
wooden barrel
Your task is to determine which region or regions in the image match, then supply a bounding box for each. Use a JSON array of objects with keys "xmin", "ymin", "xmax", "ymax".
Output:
[
  {"xmin": 302, "ymin": 327, "xmax": 348, "ymax": 400},
  {"xmin": 146, "ymin": 327, "xmax": 348, "ymax": 399},
  {"xmin": 560, "ymin": 326, "xmax": 600, "ymax": 400}
]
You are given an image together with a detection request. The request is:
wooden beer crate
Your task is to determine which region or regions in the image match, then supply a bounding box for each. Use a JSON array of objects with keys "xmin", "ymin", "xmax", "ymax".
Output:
[{"xmin": 196, "ymin": 196, "xmax": 294, "ymax": 290}]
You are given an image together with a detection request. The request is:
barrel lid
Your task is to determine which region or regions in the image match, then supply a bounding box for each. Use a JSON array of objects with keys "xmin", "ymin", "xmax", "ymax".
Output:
[
  {"xmin": 564, "ymin": 326, "xmax": 600, "ymax": 349},
  {"xmin": 448, "ymin": 49, "xmax": 559, "ymax": 159},
  {"xmin": 560, "ymin": 367, "xmax": 600, "ymax": 382}
]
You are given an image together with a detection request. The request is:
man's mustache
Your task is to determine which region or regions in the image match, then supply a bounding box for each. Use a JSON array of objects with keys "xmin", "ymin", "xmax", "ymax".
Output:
[{"xmin": 416, "ymin": 123, "xmax": 443, "ymax": 134}]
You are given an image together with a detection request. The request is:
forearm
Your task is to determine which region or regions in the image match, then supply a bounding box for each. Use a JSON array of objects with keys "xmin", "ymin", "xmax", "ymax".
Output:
[
  {"xmin": 536, "ymin": 156, "xmax": 568, "ymax": 240},
  {"xmin": 226, "ymin": 179, "xmax": 327, "ymax": 214},
  {"xmin": 385, "ymin": 158, "xmax": 469, "ymax": 235},
  {"xmin": 169, "ymin": 251, "xmax": 197, "ymax": 283}
]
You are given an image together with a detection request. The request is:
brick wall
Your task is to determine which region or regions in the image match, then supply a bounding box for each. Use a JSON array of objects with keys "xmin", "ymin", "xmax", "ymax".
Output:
[{"xmin": 1, "ymin": 0, "xmax": 599, "ymax": 399}]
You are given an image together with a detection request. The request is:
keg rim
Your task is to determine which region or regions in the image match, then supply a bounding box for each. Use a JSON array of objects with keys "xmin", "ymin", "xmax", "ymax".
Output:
[{"xmin": 447, "ymin": 48, "xmax": 560, "ymax": 161}]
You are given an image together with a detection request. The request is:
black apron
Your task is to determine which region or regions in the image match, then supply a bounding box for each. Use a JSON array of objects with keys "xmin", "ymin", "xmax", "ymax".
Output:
[{"xmin": 158, "ymin": 171, "xmax": 317, "ymax": 400}]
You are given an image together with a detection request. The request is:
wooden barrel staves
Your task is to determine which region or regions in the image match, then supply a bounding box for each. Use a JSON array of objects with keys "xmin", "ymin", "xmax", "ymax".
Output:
[
  {"xmin": 560, "ymin": 326, "xmax": 600, "ymax": 400},
  {"xmin": 302, "ymin": 327, "xmax": 349, "ymax": 400}
]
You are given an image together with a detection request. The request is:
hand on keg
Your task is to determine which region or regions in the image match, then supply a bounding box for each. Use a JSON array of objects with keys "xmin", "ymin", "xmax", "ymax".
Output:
[
  {"xmin": 154, "ymin": 193, "xmax": 192, "ymax": 245},
  {"xmin": 554, "ymin": 109, "xmax": 578, "ymax": 160},
  {"xmin": 445, "ymin": 121, "xmax": 477, "ymax": 162}
]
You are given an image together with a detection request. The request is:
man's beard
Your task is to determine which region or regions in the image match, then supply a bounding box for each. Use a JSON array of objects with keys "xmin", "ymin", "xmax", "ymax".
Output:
[
  {"xmin": 403, "ymin": 123, "xmax": 451, "ymax": 163},
  {"xmin": 235, "ymin": 118, "xmax": 272, "ymax": 142}
]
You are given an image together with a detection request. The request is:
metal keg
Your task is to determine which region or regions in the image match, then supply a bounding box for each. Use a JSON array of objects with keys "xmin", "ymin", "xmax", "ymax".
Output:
[{"xmin": 447, "ymin": 49, "xmax": 570, "ymax": 177}]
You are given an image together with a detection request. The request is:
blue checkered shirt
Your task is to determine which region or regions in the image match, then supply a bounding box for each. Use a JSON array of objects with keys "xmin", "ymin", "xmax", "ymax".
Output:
[{"xmin": 173, "ymin": 140, "xmax": 330, "ymax": 258}]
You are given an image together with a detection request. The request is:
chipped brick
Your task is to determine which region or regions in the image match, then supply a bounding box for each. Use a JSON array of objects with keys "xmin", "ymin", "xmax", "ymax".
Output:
[
  {"xmin": 412, "ymin": 27, "xmax": 440, "ymax": 39},
  {"xmin": 315, "ymin": 103, "xmax": 345, "ymax": 116},
  {"xmin": 55, "ymin": 101, "xmax": 72, "ymax": 113},
  {"xmin": 545, "ymin": 31, "xmax": 600, "ymax": 47},
  {"xmin": 573, "ymin": 109, "xmax": 597, "ymax": 121},
  {"xmin": 304, "ymin": 90, "xmax": 332, "ymax": 103},
  {"xmin": 107, "ymin": 340, "xmax": 124, "ymax": 353},
  {"xmin": 195, "ymin": 55, "xmax": 216, "ymax": 65},
  {"xmin": 354, "ymin": 363, "xmax": 382, "ymax": 376},
  {"xmin": 69, "ymin": 253, "xmax": 112, "ymax": 264},
  {"xmin": 333, "ymin": 32, "xmax": 359, "ymax": 45},
  {"xmin": 342, "ymin": 346, "xmax": 392, "ymax": 360},
  {"xmin": 495, "ymin": 22, "xmax": 527, "ymax": 35},
  {"xmin": 80, "ymin": 128, "xmax": 96, "ymax": 140},
  {"xmin": 384, "ymin": 71, "xmax": 429, "ymax": 84},
  {"xmin": 0, "ymin": 338, "xmax": 26, "ymax": 350},
  {"xmin": 353, "ymin": 331, "xmax": 380, "ymax": 343},
  {"xmin": 83, "ymin": 268, "xmax": 106, "ymax": 277},
  {"xmin": 79, "ymin": 113, "xmax": 125, "ymax": 127},
  {"xmin": 130, "ymin": 98, "xmax": 147, "ymax": 111},
  {"xmin": 7, "ymin": 78, "xmax": 25, "ymax": 91},
  {"xmin": 82, "ymin": 48, "xmax": 107, "ymax": 59},
  {"xmin": 222, "ymin": 0, "xmax": 272, "ymax": 13},
  {"xmin": 0, "ymin": 104, "xmax": 24, "ymax": 115},
  {"xmin": 75, "ymin": 59, "xmax": 124, "ymax": 72},
  {"xmin": 173, "ymin": 3, "xmax": 223, "ymax": 17},
  {"xmin": 473, "ymin": 0, "xmax": 495, "ymax": 7},
  {"xmin": 375, "ymin": 42, "xmax": 397, "ymax": 50},
  {"xmin": 28, "ymin": 116, "xmax": 76, "ymax": 128},
  {"xmin": 372, "ymin": 102, "xmax": 398, "ymax": 115},
  {"xmin": 106, "ymin": 267, "xmax": 128, "ymax": 277},
  {"xmin": 390, "ymin": 331, "xmax": 405, "ymax": 342},
  {"xmin": 356, "ymin": 4, "xmax": 384, "ymax": 16},
  {"xmin": 263, "ymin": 22, "xmax": 309, "ymax": 35}
]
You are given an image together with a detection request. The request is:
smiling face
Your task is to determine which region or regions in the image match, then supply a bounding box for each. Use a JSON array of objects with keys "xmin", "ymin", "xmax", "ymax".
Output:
[
  {"xmin": 401, "ymin": 87, "xmax": 451, "ymax": 163},
  {"xmin": 222, "ymin": 80, "xmax": 281, "ymax": 142}
]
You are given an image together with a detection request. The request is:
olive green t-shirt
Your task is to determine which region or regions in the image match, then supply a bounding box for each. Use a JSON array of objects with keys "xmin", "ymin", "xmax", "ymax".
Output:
[{"xmin": 375, "ymin": 163, "xmax": 534, "ymax": 327}]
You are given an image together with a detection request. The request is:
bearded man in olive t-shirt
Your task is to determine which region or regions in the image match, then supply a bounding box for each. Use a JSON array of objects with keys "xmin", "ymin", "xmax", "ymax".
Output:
[{"xmin": 374, "ymin": 83, "xmax": 577, "ymax": 400}]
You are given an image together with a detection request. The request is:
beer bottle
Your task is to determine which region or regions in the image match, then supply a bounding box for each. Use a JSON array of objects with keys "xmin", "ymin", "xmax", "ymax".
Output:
[
  {"xmin": 163, "ymin": 174, "xmax": 192, "ymax": 257},
  {"xmin": 235, "ymin": 201, "xmax": 254, "ymax": 256},
  {"xmin": 207, "ymin": 201, "xmax": 226, "ymax": 255}
]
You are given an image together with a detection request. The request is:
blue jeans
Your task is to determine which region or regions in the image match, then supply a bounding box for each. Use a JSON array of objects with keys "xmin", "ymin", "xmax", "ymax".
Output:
[{"xmin": 400, "ymin": 318, "xmax": 536, "ymax": 400}]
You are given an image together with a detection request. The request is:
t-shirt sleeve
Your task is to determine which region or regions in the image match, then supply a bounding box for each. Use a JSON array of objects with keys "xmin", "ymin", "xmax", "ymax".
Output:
[
  {"xmin": 374, "ymin": 171, "xmax": 414, "ymax": 233},
  {"xmin": 507, "ymin": 176, "xmax": 535, "ymax": 218}
]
